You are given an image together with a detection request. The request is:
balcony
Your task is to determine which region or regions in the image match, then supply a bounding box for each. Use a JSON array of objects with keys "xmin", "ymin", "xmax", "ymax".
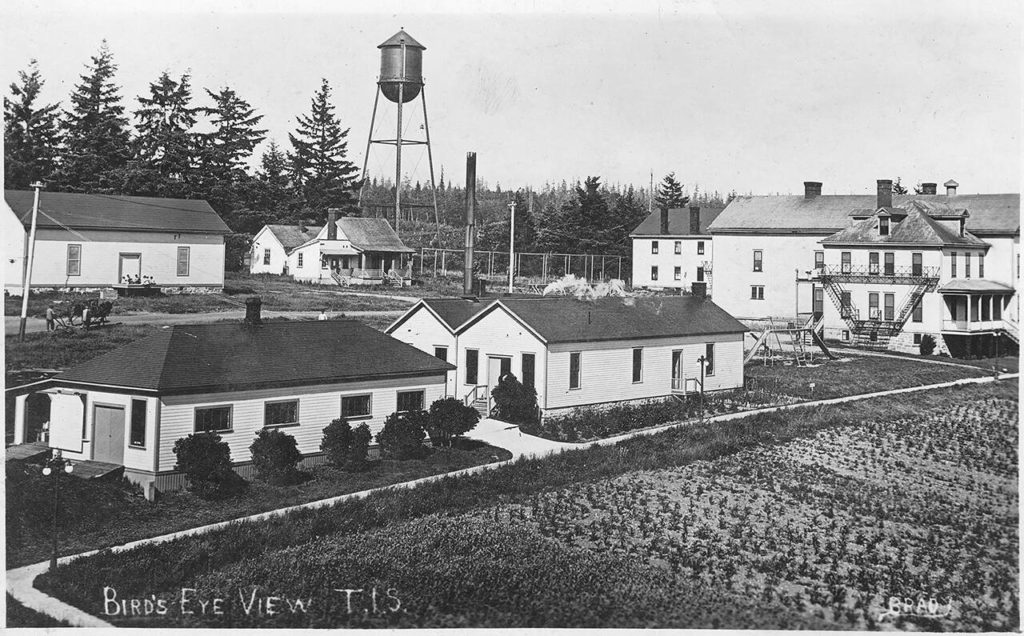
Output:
[{"xmin": 818, "ymin": 265, "xmax": 940, "ymax": 286}]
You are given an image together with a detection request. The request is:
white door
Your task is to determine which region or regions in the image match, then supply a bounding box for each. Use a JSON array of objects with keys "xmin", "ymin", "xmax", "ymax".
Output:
[
  {"xmin": 93, "ymin": 405, "xmax": 125, "ymax": 465},
  {"xmin": 486, "ymin": 356, "xmax": 511, "ymax": 401},
  {"xmin": 671, "ymin": 350, "xmax": 683, "ymax": 391}
]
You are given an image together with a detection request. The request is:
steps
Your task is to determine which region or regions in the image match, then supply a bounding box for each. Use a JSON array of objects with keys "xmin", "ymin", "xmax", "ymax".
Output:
[{"xmin": 472, "ymin": 398, "xmax": 490, "ymax": 418}]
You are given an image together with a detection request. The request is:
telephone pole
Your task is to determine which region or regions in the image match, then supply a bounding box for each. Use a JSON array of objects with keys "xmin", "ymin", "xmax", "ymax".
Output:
[
  {"xmin": 18, "ymin": 182, "xmax": 44, "ymax": 341},
  {"xmin": 508, "ymin": 199, "xmax": 517, "ymax": 293}
]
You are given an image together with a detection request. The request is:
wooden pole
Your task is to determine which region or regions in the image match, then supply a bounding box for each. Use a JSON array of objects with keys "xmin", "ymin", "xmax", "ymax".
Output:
[{"xmin": 18, "ymin": 182, "xmax": 43, "ymax": 341}]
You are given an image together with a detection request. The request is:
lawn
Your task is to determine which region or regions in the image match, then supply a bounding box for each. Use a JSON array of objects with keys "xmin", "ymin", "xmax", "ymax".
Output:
[
  {"xmin": 33, "ymin": 381, "xmax": 1018, "ymax": 629},
  {"xmin": 7, "ymin": 439, "xmax": 512, "ymax": 570},
  {"xmin": 5, "ymin": 324, "xmax": 163, "ymax": 379},
  {"xmin": 6, "ymin": 593, "xmax": 70, "ymax": 628}
]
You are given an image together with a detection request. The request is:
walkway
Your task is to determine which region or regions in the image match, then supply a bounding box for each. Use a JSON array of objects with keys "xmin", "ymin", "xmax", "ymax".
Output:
[{"xmin": 8, "ymin": 372, "xmax": 1018, "ymax": 626}]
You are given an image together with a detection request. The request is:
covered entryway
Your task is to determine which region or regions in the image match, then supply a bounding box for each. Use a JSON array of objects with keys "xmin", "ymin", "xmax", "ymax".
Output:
[{"xmin": 92, "ymin": 404, "xmax": 125, "ymax": 465}]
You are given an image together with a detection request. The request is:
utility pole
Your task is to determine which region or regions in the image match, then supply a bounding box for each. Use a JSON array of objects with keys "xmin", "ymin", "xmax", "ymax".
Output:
[
  {"xmin": 508, "ymin": 199, "xmax": 516, "ymax": 293},
  {"xmin": 649, "ymin": 171, "xmax": 654, "ymax": 214},
  {"xmin": 18, "ymin": 182, "xmax": 44, "ymax": 341}
]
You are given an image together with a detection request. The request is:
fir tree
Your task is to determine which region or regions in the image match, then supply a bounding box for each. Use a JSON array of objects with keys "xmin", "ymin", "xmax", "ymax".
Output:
[
  {"xmin": 128, "ymin": 71, "xmax": 201, "ymax": 196},
  {"xmin": 287, "ymin": 78, "xmax": 360, "ymax": 219},
  {"xmin": 654, "ymin": 172, "xmax": 689, "ymax": 209},
  {"xmin": 4, "ymin": 59, "xmax": 61, "ymax": 188},
  {"xmin": 57, "ymin": 41, "xmax": 131, "ymax": 192},
  {"xmin": 201, "ymin": 86, "xmax": 266, "ymax": 183},
  {"xmin": 891, "ymin": 177, "xmax": 908, "ymax": 195}
]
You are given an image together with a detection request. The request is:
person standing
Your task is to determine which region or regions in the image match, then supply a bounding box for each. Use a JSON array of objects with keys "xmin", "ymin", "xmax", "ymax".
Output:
[
  {"xmin": 45, "ymin": 306, "xmax": 55, "ymax": 331},
  {"xmin": 318, "ymin": 309, "xmax": 328, "ymax": 321}
]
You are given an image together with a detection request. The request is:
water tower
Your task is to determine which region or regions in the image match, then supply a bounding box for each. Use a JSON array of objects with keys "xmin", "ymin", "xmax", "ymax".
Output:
[{"xmin": 359, "ymin": 29, "xmax": 439, "ymax": 237}]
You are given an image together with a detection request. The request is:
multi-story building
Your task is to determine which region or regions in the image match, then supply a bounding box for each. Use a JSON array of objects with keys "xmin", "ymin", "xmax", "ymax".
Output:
[{"xmin": 630, "ymin": 204, "xmax": 723, "ymax": 292}]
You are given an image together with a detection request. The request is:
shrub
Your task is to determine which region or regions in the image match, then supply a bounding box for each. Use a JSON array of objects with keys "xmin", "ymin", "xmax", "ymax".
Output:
[
  {"xmin": 249, "ymin": 428, "xmax": 303, "ymax": 485},
  {"xmin": 920, "ymin": 334, "xmax": 936, "ymax": 356},
  {"xmin": 376, "ymin": 411, "xmax": 429, "ymax": 460},
  {"xmin": 490, "ymin": 373, "xmax": 539, "ymax": 425},
  {"xmin": 172, "ymin": 433, "xmax": 246, "ymax": 498},
  {"xmin": 320, "ymin": 418, "xmax": 372, "ymax": 471},
  {"xmin": 427, "ymin": 397, "xmax": 480, "ymax": 447}
]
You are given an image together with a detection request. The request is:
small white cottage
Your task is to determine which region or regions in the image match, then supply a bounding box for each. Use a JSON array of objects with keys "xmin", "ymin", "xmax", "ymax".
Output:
[{"xmin": 249, "ymin": 224, "xmax": 319, "ymax": 275}]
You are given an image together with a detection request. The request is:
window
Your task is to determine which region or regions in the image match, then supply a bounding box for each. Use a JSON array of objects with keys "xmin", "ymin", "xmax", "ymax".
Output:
[
  {"xmin": 979, "ymin": 254, "xmax": 984, "ymax": 278},
  {"xmin": 704, "ymin": 343, "xmax": 715, "ymax": 376},
  {"xmin": 674, "ymin": 266, "xmax": 682, "ymax": 281},
  {"xmin": 651, "ymin": 266, "xmax": 659, "ymax": 281},
  {"xmin": 884, "ymin": 252, "xmax": 894, "ymax": 276},
  {"xmin": 869, "ymin": 252, "xmax": 879, "ymax": 275},
  {"xmin": 674, "ymin": 241, "xmax": 682, "ymax": 255},
  {"xmin": 264, "ymin": 399, "xmax": 299, "ymax": 427},
  {"xmin": 130, "ymin": 399, "xmax": 146, "ymax": 447},
  {"xmin": 297, "ymin": 253, "xmax": 304, "ymax": 268},
  {"xmin": 434, "ymin": 346, "xmax": 448, "ymax": 361},
  {"xmin": 689, "ymin": 208, "xmax": 700, "ymax": 234},
  {"xmin": 341, "ymin": 394, "xmax": 372, "ymax": 419},
  {"xmin": 951, "ymin": 252, "xmax": 957, "ymax": 278},
  {"xmin": 868, "ymin": 292, "xmax": 879, "ymax": 319},
  {"xmin": 522, "ymin": 353, "xmax": 536, "ymax": 389},
  {"xmin": 263, "ymin": 248, "xmax": 271, "ymax": 265},
  {"xmin": 913, "ymin": 333, "xmax": 922, "ymax": 345},
  {"xmin": 697, "ymin": 241, "xmax": 705, "ymax": 255},
  {"xmin": 912, "ymin": 253, "xmax": 922, "ymax": 276},
  {"xmin": 841, "ymin": 251, "xmax": 851, "ymax": 273},
  {"xmin": 651, "ymin": 241, "xmax": 659, "ymax": 254},
  {"xmin": 752, "ymin": 250, "xmax": 762, "ymax": 272},
  {"xmin": 66, "ymin": 244, "xmax": 82, "ymax": 276},
  {"xmin": 879, "ymin": 217, "xmax": 890, "ymax": 236},
  {"xmin": 569, "ymin": 352, "xmax": 581, "ymax": 389},
  {"xmin": 842, "ymin": 330, "xmax": 850, "ymax": 341},
  {"xmin": 840, "ymin": 291, "xmax": 852, "ymax": 317},
  {"xmin": 884, "ymin": 293, "xmax": 895, "ymax": 321},
  {"xmin": 965, "ymin": 253, "xmax": 971, "ymax": 279},
  {"xmin": 632, "ymin": 348, "xmax": 643, "ymax": 383},
  {"xmin": 750, "ymin": 285, "xmax": 764, "ymax": 300},
  {"xmin": 172, "ymin": 246, "xmax": 189, "ymax": 277},
  {"xmin": 912, "ymin": 297, "xmax": 923, "ymax": 322},
  {"xmin": 696, "ymin": 267, "xmax": 704, "ymax": 282},
  {"xmin": 397, "ymin": 390, "xmax": 425, "ymax": 413},
  {"xmin": 814, "ymin": 251, "xmax": 824, "ymax": 270},
  {"xmin": 465, "ymin": 349, "xmax": 479, "ymax": 385},
  {"xmin": 195, "ymin": 405, "xmax": 232, "ymax": 433}
]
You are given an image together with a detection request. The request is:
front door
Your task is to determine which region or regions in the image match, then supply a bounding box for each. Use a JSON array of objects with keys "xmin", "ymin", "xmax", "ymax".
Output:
[
  {"xmin": 93, "ymin": 405, "xmax": 125, "ymax": 465},
  {"xmin": 671, "ymin": 350, "xmax": 683, "ymax": 391},
  {"xmin": 812, "ymin": 285, "xmax": 824, "ymax": 320},
  {"xmin": 118, "ymin": 253, "xmax": 141, "ymax": 283},
  {"xmin": 486, "ymin": 356, "xmax": 512, "ymax": 401}
]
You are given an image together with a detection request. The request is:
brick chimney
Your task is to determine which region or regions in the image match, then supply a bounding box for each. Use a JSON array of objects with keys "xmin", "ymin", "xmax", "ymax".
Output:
[
  {"xmin": 920, "ymin": 182, "xmax": 937, "ymax": 195},
  {"xmin": 803, "ymin": 181, "xmax": 822, "ymax": 199},
  {"xmin": 244, "ymin": 296, "xmax": 262, "ymax": 325},
  {"xmin": 876, "ymin": 179, "xmax": 893, "ymax": 209},
  {"xmin": 689, "ymin": 205, "xmax": 701, "ymax": 234},
  {"xmin": 327, "ymin": 208, "xmax": 339, "ymax": 240},
  {"xmin": 659, "ymin": 206, "xmax": 669, "ymax": 234},
  {"xmin": 944, "ymin": 179, "xmax": 959, "ymax": 196}
]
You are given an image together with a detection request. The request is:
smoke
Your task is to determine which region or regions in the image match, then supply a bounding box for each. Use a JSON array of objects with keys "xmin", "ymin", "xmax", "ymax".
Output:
[{"xmin": 541, "ymin": 274, "xmax": 629, "ymax": 300}]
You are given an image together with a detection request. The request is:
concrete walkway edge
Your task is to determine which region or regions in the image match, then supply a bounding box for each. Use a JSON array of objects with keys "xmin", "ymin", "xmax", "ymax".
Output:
[{"xmin": 7, "ymin": 372, "xmax": 1018, "ymax": 626}]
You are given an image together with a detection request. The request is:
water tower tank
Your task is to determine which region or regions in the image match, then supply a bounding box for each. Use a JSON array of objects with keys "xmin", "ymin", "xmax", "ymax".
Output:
[{"xmin": 378, "ymin": 29, "xmax": 425, "ymax": 103}]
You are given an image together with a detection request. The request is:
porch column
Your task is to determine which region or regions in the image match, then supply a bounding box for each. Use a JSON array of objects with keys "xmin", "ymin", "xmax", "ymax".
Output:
[
  {"xmin": 360, "ymin": 252, "xmax": 366, "ymax": 273},
  {"xmin": 13, "ymin": 393, "xmax": 27, "ymax": 444}
]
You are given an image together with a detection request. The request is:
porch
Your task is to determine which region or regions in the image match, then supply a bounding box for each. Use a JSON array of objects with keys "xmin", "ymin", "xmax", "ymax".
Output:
[
  {"xmin": 939, "ymin": 285, "xmax": 1014, "ymax": 335},
  {"xmin": 320, "ymin": 246, "xmax": 412, "ymax": 286}
]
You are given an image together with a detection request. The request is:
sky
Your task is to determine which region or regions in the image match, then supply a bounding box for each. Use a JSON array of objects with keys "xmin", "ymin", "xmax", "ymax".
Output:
[{"xmin": 2, "ymin": 0, "xmax": 1021, "ymax": 197}]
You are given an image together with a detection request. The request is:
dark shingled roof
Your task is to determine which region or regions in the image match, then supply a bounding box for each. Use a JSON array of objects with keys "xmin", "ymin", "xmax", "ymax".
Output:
[
  {"xmin": 5, "ymin": 190, "xmax": 230, "ymax": 234},
  {"xmin": 822, "ymin": 207, "xmax": 988, "ymax": 247},
  {"xmin": 291, "ymin": 218, "xmax": 414, "ymax": 254},
  {"xmin": 378, "ymin": 29, "xmax": 425, "ymax": 49},
  {"xmin": 938, "ymin": 279, "xmax": 1015, "ymax": 294},
  {"xmin": 709, "ymin": 193, "xmax": 1019, "ymax": 235},
  {"xmin": 266, "ymin": 224, "xmax": 318, "ymax": 251},
  {"xmin": 629, "ymin": 205, "xmax": 726, "ymax": 236},
  {"xmin": 479, "ymin": 296, "xmax": 747, "ymax": 344},
  {"xmin": 55, "ymin": 320, "xmax": 453, "ymax": 395},
  {"xmin": 421, "ymin": 298, "xmax": 493, "ymax": 331}
]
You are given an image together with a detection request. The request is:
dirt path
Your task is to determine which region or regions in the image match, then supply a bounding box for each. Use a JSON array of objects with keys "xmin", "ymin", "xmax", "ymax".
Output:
[{"xmin": 8, "ymin": 372, "xmax": 1018, "ymax": 626}]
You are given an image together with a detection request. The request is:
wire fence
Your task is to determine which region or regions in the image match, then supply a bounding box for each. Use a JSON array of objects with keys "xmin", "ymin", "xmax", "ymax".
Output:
[{"xmin": 414, "ymin": 247, "xmax": 630, "ymax": 286}]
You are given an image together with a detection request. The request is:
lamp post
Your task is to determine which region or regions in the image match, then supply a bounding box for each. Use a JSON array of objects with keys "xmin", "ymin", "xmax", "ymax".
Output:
[{"xmin": 42, "ymin": 449, "xmax": 74, "ymax": 571}]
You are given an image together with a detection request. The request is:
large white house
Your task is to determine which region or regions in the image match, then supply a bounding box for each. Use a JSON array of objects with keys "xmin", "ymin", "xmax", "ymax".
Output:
[
  {"xmin": 10, "ymin": 316, "xmax": 453, "ymax": 497},
  {"xmin": 707, "ymin": 179, "xmax": 1019, "ymax": 354},
  {"xmin": 389, "ymin": 295, "xmax": 748, "ymax": 418},
  {"xmin": 3, "ymin": 190, "xmax": 230, "ymax": 293},
  {"xmin": 630, "ymin": 204, "xmax": 723, "ymax": 292},
  {"xmin": 251, "ymin": 210, "xmax": 414, "ymax": 286}
]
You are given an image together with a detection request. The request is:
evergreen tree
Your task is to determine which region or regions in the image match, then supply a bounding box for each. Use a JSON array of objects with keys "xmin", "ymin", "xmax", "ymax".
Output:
[
  {"xmin": 56, "ymin": 41, "xmax": 131, "ymax": 192},
  {"xmin": 201, "ymin": 86, "xmax": 266, "ymax": 185},
  {"xmin": 892, "ymin": 177, "xmax": 908, "ymax": 195},
  {"xmin": 287, "ymin": 79, "xmax": 360, "ymax": 219},
  {"xmin": 654, "ymin": 172, "xmax": 689, "ymax": 209},
  {"xmin": 4, "ymin": 59, "xmax": 61, "ymax": 188},
  {"xmin": 127, "ymin": 71, "xmax": 201, "ymax": 197}
]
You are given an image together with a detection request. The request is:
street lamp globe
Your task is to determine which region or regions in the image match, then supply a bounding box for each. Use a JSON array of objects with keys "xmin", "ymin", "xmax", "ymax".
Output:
[
  {"xmin": 42, "ymin": 466, "xmax": 52, "ymax": 476},
  {"xmin": 64, "ymin": 463, "xmax": 74, "ymax": 474}
]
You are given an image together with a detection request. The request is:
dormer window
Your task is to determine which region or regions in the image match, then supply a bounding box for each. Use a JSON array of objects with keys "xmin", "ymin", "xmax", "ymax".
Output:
[{"xmin": 879, "ymin": 217, "xmax": 890, "ymax": 236}]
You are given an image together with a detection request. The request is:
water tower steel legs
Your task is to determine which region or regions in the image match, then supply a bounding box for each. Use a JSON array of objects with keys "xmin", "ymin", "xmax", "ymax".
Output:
[
  {"xmin": 395, "ymin": 48, "xmax": 405, "ymax": 233},
  {"xmin": 420, "ymin": 86, "xmax": 440, "ymax": 244},
  {"xmin": 358, "ymin": 86, "xmax": 382, "ymax": 211}
]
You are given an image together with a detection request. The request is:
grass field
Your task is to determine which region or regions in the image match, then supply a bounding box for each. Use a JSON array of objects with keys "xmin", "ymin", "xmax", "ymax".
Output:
[{"xmin": 33, "ymin": 381, "xmax": 1018, "ymax": 629}]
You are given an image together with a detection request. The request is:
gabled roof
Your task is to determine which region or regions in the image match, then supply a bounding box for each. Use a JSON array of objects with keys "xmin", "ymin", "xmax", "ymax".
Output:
[
  {"xmin": 293, "ymin": 217, "xmax": 414, "ymax": 254},
  {"xmin": 461, "ymin": 296, "xmax": 747, "ymax": 345},
  {"xmin": 629, "ymin": 205, "xmax": 726, "ymax": 237},
  {"xmin": 4, "ymin": 190, "xmax": 230, "ymax": 235},
  {"xmin": 387, "ymin": 297, "xmax": 495, "ymax": 335},
  {"xmin": 265, "ymin": 224, "xmax": 318, "ymax": 251},
  {"xmin": 822, "ymin": 206, "xmax": 987, "ymax": 247},
  {"xmin": 54, "ymin": 320, "xmax": 453, "ymax": 395},
  {"xmin": 709, "ymin": 193, "xmax": 1019, "ymax": 236},
  {"xmin": 378, "ymin": 30, "xmax": 425, "ymax": 49}
]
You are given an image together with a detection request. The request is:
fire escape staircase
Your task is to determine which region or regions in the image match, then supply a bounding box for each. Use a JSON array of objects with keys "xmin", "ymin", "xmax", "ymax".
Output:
[{"xmin": 817, "ymin": 265, "xmax": 939, "ymax": 348}]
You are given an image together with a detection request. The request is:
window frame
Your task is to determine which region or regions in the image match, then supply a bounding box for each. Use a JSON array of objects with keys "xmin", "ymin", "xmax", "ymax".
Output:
[
  {"xmin": 176, "ymin": 246, "xmax": 190, "ymax": 277},
  {"xmin": 912, "ymin": 252, "xmax": 922, "ymax": 276},
  {"xmin": 965, "ymin": 252, "xmax": 971, "ymax": 279},
  {"xmin": 297, "ymin": 252, "xmax": 304, "ymax": 268},
  {"xmin": 66, "ymin": 244, "xmax": 82, "ymax": 277},
  {"xmin": 263, "ymin": 399, "xmax": 300, "ymax": 428},
  {"xmin": 651, "ymin": 240, "xmax": 659, "ymax": 255},
  {"xmin": 869, "ymin": 252, "xmax": 879, "ymax": 275},
  {"xmin": 651, "ymin": 266, "xmax": 658, "ymax": 281},
  {"xmin": 568, "ymin": 351, "xmax": 582, "ymax": 390},
  {"xmin": 396, "ymin": 389, "xmax": 426, "ymax": 413},
  {"xmin": 951, "ymin": 251, "xmax": 957, "ymax": 278},
  {"xmin": 750, "ymin": 285, "xmax": 764, "ymax": 300},
  {"xmin": 465, "ymin": 349, "xmax": 479, "ymax": 385},
  {"xmin": 263, "ymin": 248, "xmax": 271, "ymax": 266},
  {"xmin": 632, "ymin": 347, "xmax": 643, "ymax": 383},
  {"xmin": 978, "ymin": 253, "xmax": 984, "ymax": 278},
  {"xmin": 752, "ymin": 250, "xmax": 763, "ymax": 272},
  {"xmin": 912, "ymin": 296, "xmax": 923, "ymax": 322},
  {"xmin": 129, "ymin": 398, "xmax": 147, "ymax": 448},
  {"xmin": 883, "ymin": 252, "xmax": 894, "ymax": 276},
  {"xmin": 868, "ymin": 292, "xmax": 880, "ymax": 319},
  {"xmin": 883, "ymin": 293, "xmax": 895, "ymax": 321},
  {"xmin": 697, "ymin": 241, "xmax": 705, "ymax": 255},
  {"xmin": 194, "ymin": 404, "xmax": 233, "ymax": 434},
  {"xmin": 841, "ymin": 251, "xmax": 851, "ymax": 273},
  {"xmin": 674, "ymin": 241, "xmax": 682, "ymax": 255},
  {"xmin": 341, "ymin": 394, "xmax": 373, "ymax": 420},
  {"xmin": 433, "ymin": 346, "xmax": 448, "ymax": 362},
  {"xmin": 814, "ymin": 251, "xmax": 824, "ymax": 270},
  {"xmin": 673, "ymin": 266, "xmax": 682, "ymax": 281},
  {"xmin": 696, "ymin": 266, "xmax": 704, "ymax": 282},
  {"xmin": 521, "ymin": 352, "xmax": 536, "ymax": 389},
  {"xmin": 879, "ymin": 216, "xmax": 890, "ymax": 236}
]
